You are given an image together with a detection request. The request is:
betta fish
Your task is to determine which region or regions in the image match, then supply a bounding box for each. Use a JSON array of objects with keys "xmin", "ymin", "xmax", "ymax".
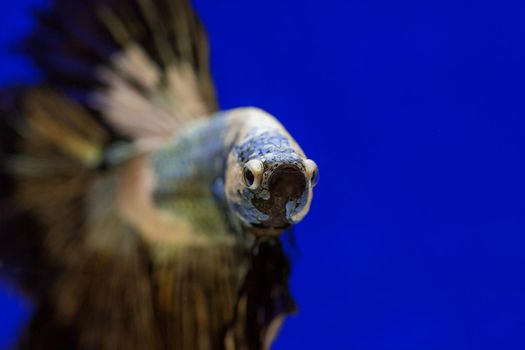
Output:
[{"xmin": 0, "ymin": 0, "xmax": 318, "ymax": 349}]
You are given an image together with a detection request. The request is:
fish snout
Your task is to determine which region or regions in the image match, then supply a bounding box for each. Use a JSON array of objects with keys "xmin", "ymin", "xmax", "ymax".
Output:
[{"xmin": 253, "ymin": 163, "xmax": 308, "ymax": 229}]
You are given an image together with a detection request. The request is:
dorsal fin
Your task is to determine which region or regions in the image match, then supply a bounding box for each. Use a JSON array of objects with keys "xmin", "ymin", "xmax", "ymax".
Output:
[{"xmin": 24, "ymin": 0, "xmax": 217, "ymax": 141}]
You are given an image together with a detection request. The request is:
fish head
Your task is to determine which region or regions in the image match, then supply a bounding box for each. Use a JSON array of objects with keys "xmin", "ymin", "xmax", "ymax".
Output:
[{"xmin": 225, "ymin": 130, "xmax": 318, "ymax": 235}]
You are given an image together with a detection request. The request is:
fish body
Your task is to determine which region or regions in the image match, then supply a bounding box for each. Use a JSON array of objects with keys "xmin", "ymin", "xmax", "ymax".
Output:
[
  {"xmin": 0, "ymin": 0, "xmax": 317, "ymax": 349},
  {"xmin": 110, "ymin": 106, "xmax": 315, "ymax": 249}
]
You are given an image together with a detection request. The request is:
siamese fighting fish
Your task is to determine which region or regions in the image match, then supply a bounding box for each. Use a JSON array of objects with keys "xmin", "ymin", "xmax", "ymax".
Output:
[{"xmin": 0, "ymin": 0, "xmax": 318, "ymax": 349}]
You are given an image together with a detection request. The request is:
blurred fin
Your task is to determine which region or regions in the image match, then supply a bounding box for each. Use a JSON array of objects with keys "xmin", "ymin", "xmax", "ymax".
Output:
[{"xmin": 24, "ymin": 0, "xmax": 217, "ymax": 140}]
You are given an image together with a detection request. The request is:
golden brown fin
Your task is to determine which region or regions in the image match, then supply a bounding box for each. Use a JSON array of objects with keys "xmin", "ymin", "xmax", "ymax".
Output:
[{"xmin": 25, "ymin": 0, "xmax": 217, "ymax": 140}]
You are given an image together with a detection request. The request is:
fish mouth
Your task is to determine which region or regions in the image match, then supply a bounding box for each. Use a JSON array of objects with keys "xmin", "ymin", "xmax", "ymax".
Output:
[{"xmin": 252, "ymin": 164, "xmax": 307, "ymax": 229}]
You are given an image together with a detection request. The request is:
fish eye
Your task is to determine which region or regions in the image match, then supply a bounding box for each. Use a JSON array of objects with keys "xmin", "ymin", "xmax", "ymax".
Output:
[
  {"xmin": 311, "ymin": 168, "xmax": 319, "ymax": 187},
  {"xmin": 244, "ymin": 168, "xmax": 255, "ymax": 187},
  {"xmin": 304, "ymin": 159, "xmax": 319, "ymax": 187},
  {"xmin": 243, "ymin": 159, "xmax": 264, "ymax": 190}
]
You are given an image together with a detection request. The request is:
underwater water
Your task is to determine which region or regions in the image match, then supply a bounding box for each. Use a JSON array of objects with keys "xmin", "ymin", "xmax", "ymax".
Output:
[{"xmin": 1, "ymin": 0, "xmax": 525, "ymax": 349}]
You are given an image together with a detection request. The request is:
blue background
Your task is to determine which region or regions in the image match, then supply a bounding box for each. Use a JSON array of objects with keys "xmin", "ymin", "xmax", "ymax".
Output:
[{"xmin": 1, "ymin": 0, "xmax": 525, "ymax": 349}]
